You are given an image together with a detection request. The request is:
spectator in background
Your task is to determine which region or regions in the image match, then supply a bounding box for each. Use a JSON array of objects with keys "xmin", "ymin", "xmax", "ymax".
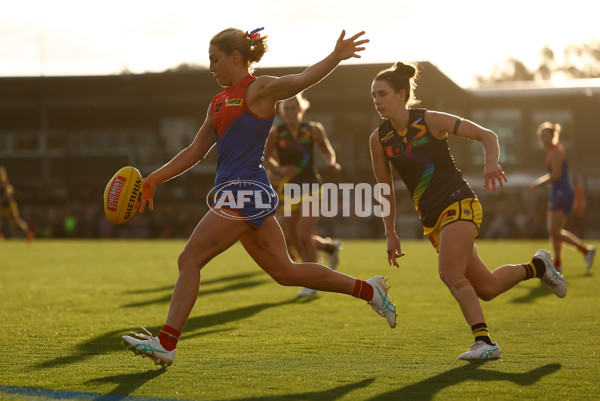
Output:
[
  {"xmin": 0, "ymin": 166, "xmax": 34, "ymax": 242},
  {"xmin": 532, "ymin": 122, "xmax": 595, "ymax": 273}
]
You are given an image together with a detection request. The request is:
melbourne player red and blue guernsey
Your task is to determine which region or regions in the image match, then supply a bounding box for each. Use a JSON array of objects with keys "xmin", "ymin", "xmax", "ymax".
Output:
[{"xmin": 211, "ymin": 74, "xmax": 278, "ymax": 228}]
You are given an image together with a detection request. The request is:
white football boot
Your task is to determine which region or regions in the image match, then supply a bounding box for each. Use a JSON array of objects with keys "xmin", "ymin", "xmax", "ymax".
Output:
[
  {"xmin": 297, "ymin": 287, "xmax": 318, "ymax": 297},
  {"xmin": 458, "ymin": 340, "xmax": 501, "ymax": 360},
  {"xmin": 121, "ymin": 326, "xmax": 175, "ymax": 367},
  {"xmin": 585, "ymin": 246, "xmax": 596, "ymax": 272},
  {"xmin": 366, "ymin": 276, "xmax": 397, "ymax": 328},
  {"xmin": 534, "ymin": 249, "xmax": 567, "ymax": 298},
  {"xmin": 327, "ymin": 239, "xmax": 343, "ymax": 270}
]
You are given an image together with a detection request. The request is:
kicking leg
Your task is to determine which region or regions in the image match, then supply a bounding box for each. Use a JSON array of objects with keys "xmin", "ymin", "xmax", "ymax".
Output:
[{"xmin": 241, "ymin": 215, "xmax": 397, "ymax": 327}]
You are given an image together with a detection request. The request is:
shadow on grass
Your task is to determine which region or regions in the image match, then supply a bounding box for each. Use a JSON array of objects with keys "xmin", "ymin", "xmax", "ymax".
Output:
[
  {"xmin": 222, "ymin": 378, "xmax": 374, "ymax": 401},
  {"xmin": 366, "ymin": 361, "xmax": 561, "ymax": 401},
  {"xmin": 122, "ymin": 279, "xmax": 269, "ymax": 308},
  {"xmin": 511, "ymin": 282, "xmax": 553, "ymax": 303},
  {"xmin": 122, "ymin": 272, "xmax": 265, "ymax": 295},
  {"xmin": 85, "ymin": 369, "xmax": 167, "ymax": 398},
  {"xmin": 32, "ymin": 297, "xmax": 317, "ymax": 370}
]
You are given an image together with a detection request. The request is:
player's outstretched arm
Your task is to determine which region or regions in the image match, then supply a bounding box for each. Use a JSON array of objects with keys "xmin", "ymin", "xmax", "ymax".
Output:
[{"xmin": 255, "ymin": 30, "xmax": 368, "ymax": 104}]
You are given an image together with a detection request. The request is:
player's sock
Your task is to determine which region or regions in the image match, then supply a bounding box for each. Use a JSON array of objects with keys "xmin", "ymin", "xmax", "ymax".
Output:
[
  {"xmin": 352, "ymin": 279, "xmax": 374, "ymax": 301},
  {"xmin": 522, "ymin": 258, "xmax": 545, "ymax": 280},
  {"xmin": 157, "ymin": 325, "xmax": 181, "ymax": 351},
  {"xmin": 554, "ymin": 257, "xmax": 562, "ymax": 272},
  {"xmin": 471, "ymin": 322, "xmax": 493, "ymax": 345},
  {"xmin": 579, "ymin": 244, "xmax": 588, "ymax": 254}
]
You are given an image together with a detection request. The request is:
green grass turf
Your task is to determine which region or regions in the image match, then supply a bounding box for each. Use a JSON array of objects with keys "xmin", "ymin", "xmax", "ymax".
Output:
[{"xmin": 0, "ymin": 239, "xmax": 599, "ymax": 400}]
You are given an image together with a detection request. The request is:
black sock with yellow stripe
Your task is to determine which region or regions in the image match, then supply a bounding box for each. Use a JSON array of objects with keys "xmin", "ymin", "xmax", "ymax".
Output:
[
  {"xmin": 471, "ymin": 323, "xmax": 493, "ymax": 345},
  {"xmin": 522, "ymin": 258, "xmax": 545, "ymax": 280}
]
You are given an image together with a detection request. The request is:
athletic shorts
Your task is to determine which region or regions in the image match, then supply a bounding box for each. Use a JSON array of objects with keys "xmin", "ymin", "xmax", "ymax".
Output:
[
  {"xmin": 278, "ymin": 179, "xmax": 321, "ymax": 214},
  {"xmin": 549, "ymin": 189, "xmax": 574, "ymax": 214},
  {"xmin": 210, "ymin": 180, "xmax": 278, "ymax": 230},
  {"xmin": 423, "ymin": 198, "xmax": 483, "ymax": 252},
  {"xmin": 1, "ymin": 200, "xmax": 18, "ymax": 216}
]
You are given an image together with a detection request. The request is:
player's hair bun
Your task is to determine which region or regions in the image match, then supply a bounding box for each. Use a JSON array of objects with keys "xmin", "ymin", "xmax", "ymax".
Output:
[{"xmin": 394, "ymin": 62, "xmax": 417, "ymax": 79}]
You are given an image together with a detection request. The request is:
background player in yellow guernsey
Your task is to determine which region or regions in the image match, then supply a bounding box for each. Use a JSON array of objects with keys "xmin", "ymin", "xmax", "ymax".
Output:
[{"xmin": 264, "ymin": 93, "xmax": 343, "ymax": 296}]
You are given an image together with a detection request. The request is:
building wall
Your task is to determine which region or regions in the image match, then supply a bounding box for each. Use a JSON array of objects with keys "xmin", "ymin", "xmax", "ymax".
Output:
[{"xmin": 1, "ymin": 64, "xmax": 599, "ymax": 238}]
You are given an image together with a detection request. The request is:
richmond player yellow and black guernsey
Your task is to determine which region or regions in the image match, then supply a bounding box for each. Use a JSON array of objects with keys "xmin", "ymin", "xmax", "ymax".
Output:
[
  {"xmin": 378, "ymin": 108, "xmax": 476, "ymax": 227},
  {"xmin": 274, "ymin": 122, "xmax": 320, "ymax": 186}
]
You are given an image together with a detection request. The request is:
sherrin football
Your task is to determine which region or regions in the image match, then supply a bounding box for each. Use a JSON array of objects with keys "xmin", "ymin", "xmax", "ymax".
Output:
[{"xmin": 103, "ymin": 166, "xmax": 143, "ymax": 225}]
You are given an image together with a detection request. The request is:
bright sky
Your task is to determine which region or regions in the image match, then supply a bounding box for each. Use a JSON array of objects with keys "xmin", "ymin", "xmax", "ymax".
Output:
[{"xmin": 2, "ymin": 0, "xmax": 598, "ymax": 87}]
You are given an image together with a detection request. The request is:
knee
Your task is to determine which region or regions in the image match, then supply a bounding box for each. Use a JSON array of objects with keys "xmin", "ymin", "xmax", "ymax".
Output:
[
  {"xmin": 438, "ymin": 268, "xmax": 460, "ymax": 289},
  {"xmin": 177, "ymin": 249, "xmax": 206, "ymax": 273},
  {"xmin": 440, "ymin": 274, "xmax": 497, "ymax": 302},
  {"xmin": 475, "ymin": 286, "xmax": 497, "ymax": 302},
  {"xmin": 268, "ymin": 264, "xmax": 297, "ymax": 286},
  {"xmin": 268, "ymin": 261, "xmax": 299, "ymax": 287},
  {"xmin": 549, "ymin": 228, "xmax": 561, "ymax": 238}
]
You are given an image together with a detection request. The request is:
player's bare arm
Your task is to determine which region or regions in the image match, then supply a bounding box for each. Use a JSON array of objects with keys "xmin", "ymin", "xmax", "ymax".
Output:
[
  {"xmin": 140, "ymin": 105, "xmax": 216, "ymax": 212},
  {"xmin": 248, "ymin": 31, "xmax": 368, "ymax": 117},
  {"xmin": 370, "ymin": 130, "xmax": 404, "ymax": 266},
  {"xmin": 312, "ymin": 122, "xmax": 341, "ymax": 173},
  {"xmin": 427, "ymin": 111, "xmax": 507, "ymax": 192}
]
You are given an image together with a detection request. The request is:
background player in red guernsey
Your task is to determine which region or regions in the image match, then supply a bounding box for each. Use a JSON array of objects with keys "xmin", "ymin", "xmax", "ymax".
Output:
[{"xmin": 121, "ymin": 27, "xmax": 397, "ymax": 367}]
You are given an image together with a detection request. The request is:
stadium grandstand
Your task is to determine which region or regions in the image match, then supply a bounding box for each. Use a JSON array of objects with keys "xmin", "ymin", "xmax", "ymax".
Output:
[{"xmin": 1, "ymin": 63, "xmax": 599, "ymax": 239}]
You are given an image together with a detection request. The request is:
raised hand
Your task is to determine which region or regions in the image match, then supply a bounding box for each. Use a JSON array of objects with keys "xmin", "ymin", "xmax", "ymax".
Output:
[{"xmin": 333, "ymin": 30, "xmax": 369, "ymax": 61}]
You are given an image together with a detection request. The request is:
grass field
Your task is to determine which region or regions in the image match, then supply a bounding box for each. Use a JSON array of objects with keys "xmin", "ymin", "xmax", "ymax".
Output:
[{"xmin": 1, "ymin": 239, "xmax": 599, "ymax": 401}]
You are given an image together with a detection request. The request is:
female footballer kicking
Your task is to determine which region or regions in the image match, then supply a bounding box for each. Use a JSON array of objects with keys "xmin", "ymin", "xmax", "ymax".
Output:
[
  {"xmin": 121, "ymin": 28, "xmax": 396, "ymax": 367},
  {"xmin": 369, "ymin": 62, "xmax": 566, "ymax": 360}
]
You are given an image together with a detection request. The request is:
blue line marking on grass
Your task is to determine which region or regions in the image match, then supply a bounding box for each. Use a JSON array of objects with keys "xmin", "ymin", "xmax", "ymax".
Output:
[{"xmin": 0, "ymin": 386, "xmax": 185, "ymax": 401}]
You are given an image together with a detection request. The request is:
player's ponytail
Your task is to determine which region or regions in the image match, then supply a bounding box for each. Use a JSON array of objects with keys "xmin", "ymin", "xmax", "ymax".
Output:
[{"xmin": 210, "ymin": 27, "xmax": 269, "ymax": 70}]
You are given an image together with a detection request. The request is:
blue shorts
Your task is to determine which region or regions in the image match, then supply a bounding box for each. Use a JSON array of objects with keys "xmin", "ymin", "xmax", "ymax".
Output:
[
  {"xmin": 549, "ymin": 189, "xmax": 574, "ymax": 214},
  {"xmin": 210, "ymin": 179, "xmax": 279, "ymax": 229}
]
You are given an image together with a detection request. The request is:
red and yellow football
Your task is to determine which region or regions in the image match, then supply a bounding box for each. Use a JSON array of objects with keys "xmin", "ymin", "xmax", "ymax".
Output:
[{"xmin": 103, "ymin": 166, "xmax": 143, "ymax": 225}]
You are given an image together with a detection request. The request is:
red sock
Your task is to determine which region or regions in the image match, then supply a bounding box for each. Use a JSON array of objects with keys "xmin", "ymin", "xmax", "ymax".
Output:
[
  {"xmin": 554, "ymin": 257, "xmax": 562, "ymax": 271},
  {"xmin": 157, "ymin": 325, "xmax": 181, "ymax": 351},
  {"xmin": 352, "ymin": 280, "xmax": 374, "ymax": 301}
]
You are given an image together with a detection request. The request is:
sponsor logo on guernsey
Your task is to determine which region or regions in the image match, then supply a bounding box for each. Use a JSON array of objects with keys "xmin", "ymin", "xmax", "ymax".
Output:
[
  {"xmin": 226, "ymin": 98, "xmax": 243, "ymax": 106},
  {"xmin": 124, "ymin": 177, "xmax": 142, "ymax": 220},
  {"xmin": 412, "ymin": 137, "xmax": 429, "ymax": 147},
  {"xmin": 107, "ymin": 176, "xmax": 126, "ymax": 211},
  {"xmin": 384, "ymin": 145, "xmax": 404, "ymax": 158}
]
